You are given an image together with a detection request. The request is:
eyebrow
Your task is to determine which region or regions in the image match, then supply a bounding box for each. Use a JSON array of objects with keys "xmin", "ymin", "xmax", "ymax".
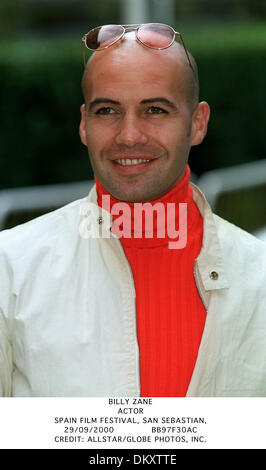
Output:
[
  {"xmin": 88, "ymin": 97, "xmax": 178, "ymax": 112},
  {"xmin": 88, "ymin": 98, "xmax": 120, "ymax": 111},
  {"xmin": 140, "ymin": 98, "xmax": 179, "ymax": 111}
]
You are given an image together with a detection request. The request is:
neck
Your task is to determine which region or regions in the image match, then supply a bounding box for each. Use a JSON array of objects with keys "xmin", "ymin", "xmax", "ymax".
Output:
[{"xmin": 95, "ymin": 166, "xmax": 194, "ymax": 247}]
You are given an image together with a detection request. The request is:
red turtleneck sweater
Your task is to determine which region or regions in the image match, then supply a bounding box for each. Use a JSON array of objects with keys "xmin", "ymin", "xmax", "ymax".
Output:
[{"xmin": 95, "ymin": 166, "xmax": 206, "ymax": 396}]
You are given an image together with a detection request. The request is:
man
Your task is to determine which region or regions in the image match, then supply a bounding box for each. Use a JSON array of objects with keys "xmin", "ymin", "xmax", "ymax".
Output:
[{"xmin": 0, "ymin": 24, "xmax": 265, "ymax": 397}]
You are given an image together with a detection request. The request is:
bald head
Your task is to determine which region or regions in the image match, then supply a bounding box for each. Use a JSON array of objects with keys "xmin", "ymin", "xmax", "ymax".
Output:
[{"xmin": 81, "ymin": 33, "xmax": 199, "ymax": 112}]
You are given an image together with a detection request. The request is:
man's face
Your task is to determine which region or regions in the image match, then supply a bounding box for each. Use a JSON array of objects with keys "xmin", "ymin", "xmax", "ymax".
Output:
[{"xmin": 80, "ymin": 42, "xmax": 209, "ymax": 202}]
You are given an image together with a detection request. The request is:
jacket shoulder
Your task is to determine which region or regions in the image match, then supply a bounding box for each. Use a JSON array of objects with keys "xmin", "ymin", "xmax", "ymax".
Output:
[
  {"xmin": 213, "ymin": 214, "xmax": 266, "ymax": 276},
  {"xmin": 0, "ymin": 198, "xmax": 85, "ymax": 261},
  {"xmin": 214, "ymin": 214, "xmax": 266, "ymax": 248}
]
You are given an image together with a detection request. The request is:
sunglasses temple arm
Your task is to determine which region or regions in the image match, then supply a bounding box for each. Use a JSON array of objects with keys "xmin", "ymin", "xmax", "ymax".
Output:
[{"xmin": 176, "ymin": 33, "xmax": 195, "ymax": 76}]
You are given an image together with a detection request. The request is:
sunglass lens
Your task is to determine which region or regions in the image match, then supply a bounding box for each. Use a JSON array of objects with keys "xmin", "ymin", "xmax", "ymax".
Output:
[
  {"xmin": 137, "ymin": 23, "xmax": 174, "ymax": 49},
  {"xmin": 86, "ymin": 25, "xmax": 124, "ymax": 50}
]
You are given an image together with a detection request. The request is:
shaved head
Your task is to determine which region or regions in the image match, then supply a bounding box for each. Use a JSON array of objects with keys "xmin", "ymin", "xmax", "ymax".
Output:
[
  {"xmin": 81, "ymin": 33, "xmax": 199, "ymax": 113},
  {"xmin": 79, "ymin": 30, "xmax": 210, "ymax": 202}
]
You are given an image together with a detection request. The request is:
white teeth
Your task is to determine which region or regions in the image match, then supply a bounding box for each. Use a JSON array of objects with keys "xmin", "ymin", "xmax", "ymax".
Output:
[{"xmin": 115, "ymin": 158, "xmax": 151, "ymax": 166}]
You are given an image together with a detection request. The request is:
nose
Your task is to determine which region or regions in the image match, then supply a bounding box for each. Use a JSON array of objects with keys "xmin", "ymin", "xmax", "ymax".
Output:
[{"xmin": 115, "ymin": 113, "xmax": 148, "ymax": 147}]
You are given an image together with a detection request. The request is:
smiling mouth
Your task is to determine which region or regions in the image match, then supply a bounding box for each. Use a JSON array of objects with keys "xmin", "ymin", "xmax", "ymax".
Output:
[{"xmin": 114, "ymin": 158, "xmax": 151, "ymax": 166}]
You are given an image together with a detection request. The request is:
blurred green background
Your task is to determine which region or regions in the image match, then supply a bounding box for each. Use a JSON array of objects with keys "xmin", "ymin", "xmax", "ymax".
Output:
[{"xmin": 0, "ymin": 0, "xmax": 266, "ymax": 190}]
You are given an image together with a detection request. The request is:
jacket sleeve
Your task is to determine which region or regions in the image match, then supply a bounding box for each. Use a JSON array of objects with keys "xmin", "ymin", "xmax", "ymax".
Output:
[{"xmin": 0, "ymin": 247, "xmax": 13, "ymax": 397}]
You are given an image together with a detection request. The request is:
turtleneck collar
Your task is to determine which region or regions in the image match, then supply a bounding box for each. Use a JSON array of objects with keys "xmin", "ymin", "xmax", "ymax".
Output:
[{"xmin": 95, "ymin": 165, "xmax": 198, "ymax": 247}]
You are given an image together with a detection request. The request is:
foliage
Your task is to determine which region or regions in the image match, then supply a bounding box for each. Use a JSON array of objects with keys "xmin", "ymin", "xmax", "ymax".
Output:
[
  {"xmin": 0, "ymin": 0, "xmax": 26, "ymax": 35},
  {"xmin": 185, "ymin": 21, "xmax": 266, "ymax": 175}
]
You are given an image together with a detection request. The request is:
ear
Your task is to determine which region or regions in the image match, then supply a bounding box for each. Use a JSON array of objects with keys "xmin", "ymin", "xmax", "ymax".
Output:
[
  {"xmin": 79, "ymin": 104, "xmax": 87, "ymax": 147},
  {"xmin": 190, "ymin": 101, "xmax": 210, "ymax": 147}
]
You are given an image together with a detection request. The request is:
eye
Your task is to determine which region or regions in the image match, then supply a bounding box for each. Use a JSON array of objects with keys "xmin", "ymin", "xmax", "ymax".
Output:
[
  {"xmin": 95, "ymin": 107, "xmax": 116, "ymax": 115},
  {"xmin": 146, "ymin": 106, "xmax": 168, "ymax": 114}
]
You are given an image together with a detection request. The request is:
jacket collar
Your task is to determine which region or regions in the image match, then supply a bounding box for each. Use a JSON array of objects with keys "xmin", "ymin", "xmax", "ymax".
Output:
[
  {"xmin": 86, "ymin": 182, "xmax": 229, "ymax": 292},
  {"xmin": 190, "ymin": 182, "xmax": 229, "ymax": 291}
]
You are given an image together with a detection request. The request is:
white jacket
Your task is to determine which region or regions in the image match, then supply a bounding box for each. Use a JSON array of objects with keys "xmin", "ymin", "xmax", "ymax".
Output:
[{"xmin": 0, "ymin": 183, "xmax": 266, "ymax": 397}]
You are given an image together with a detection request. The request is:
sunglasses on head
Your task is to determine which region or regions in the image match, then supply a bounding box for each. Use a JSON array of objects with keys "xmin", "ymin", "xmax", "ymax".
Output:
[{"xmin": 82, "ymin": 23, "xmax": 194, "ymax": 74}]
